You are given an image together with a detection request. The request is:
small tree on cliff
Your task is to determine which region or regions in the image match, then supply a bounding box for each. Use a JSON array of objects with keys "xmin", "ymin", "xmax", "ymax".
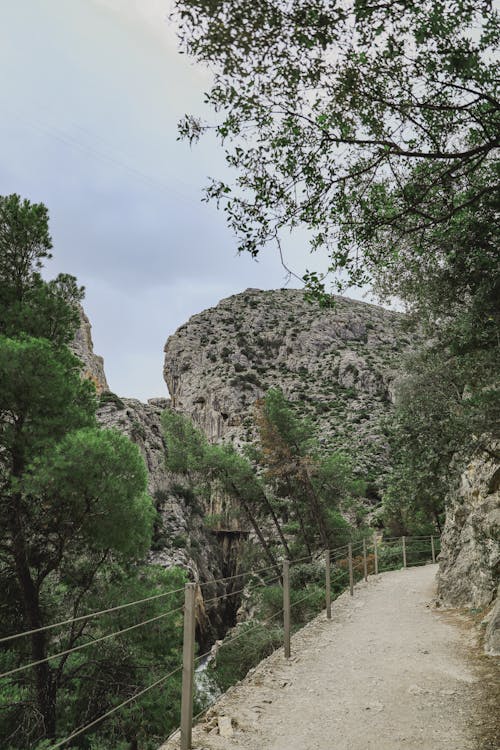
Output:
[{"xmin": 255, "ymin": 388, "xmax": 361, "ymax": 552}]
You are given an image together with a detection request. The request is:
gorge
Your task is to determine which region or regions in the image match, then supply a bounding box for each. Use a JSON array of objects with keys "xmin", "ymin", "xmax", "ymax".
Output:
[{"xmin": 77, "ymin": 289, "xmax": 499, "ymax": 656}]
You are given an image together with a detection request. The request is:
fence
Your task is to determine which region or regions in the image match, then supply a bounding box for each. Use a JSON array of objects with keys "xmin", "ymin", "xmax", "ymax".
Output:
[{"xmin": 0, "ymin": 534, "xmax": 440, "ymax": 750}]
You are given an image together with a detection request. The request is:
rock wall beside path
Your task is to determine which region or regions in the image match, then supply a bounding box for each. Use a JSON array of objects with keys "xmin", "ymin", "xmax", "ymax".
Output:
[{"xmin": 437, "ymin": 446, "xmax": 500, "ymax": 654}]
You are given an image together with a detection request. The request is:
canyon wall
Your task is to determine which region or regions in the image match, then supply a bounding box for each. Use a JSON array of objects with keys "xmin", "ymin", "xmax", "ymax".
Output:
[{"xmin": 437, "ymin": 447, "xmax": 500, "ymax": 654}]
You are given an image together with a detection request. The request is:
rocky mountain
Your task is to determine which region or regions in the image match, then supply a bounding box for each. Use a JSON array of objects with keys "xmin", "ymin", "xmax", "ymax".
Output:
[
  {"xmin": 74, "ymin": 291, "xmax": 498, "ymax": 654},
  {"xmin": 164, "ymin": 288, "xmax": 415, "ymax": 488}
]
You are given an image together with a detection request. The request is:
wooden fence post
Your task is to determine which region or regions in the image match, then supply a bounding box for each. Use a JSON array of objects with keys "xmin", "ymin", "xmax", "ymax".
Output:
[
  {"xmin": 431, "ymin": 535, "xmax": 436, "ymax": 563},
  {"xmin": 362, "ymin": 538, "xmax": 368, "ymax": 582},
  {"xmin": 180, "ymin": 583, "xmax": 196, "ymax": 750},
  {"xmin": 325, "ymin": 550, "xmax": 331, "ymax": 620},
  {"xmin": 283, "ymin": 559, "xmax": 291, "ymax": 658},
  {"xmin": 402, "ymin": 536, "xmax": 407, "ymax": 568},
  {"xmin": 373, "ymin": 532, "xmax": 378, "ymax": 575},
  {"xmin": 348, "ymin": 543, "xmax": 354, "ymax": 596}
]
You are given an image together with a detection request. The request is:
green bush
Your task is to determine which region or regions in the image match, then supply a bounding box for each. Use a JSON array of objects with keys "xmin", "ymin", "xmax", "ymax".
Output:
[
  {"xmin": 213, "ymin": 622, "xmax": 283, "ymax": 691},
  {"xmin": 377, "ymin": 543, "xmax": 404, "ymax": 571},
  {"xmin": 171, "ymin": 534, "xmax": 188, "ymax": 549},
  {"xmin": 289, "ymin": 562, "xmax": 323, "ymax": 589},
  {"xmin": 99, "ymin": 391, "xmax": 125, "ymax": 410},
  {"xmin": 258, "ymin": 583, "xmax": 325, "ymax": 627}
]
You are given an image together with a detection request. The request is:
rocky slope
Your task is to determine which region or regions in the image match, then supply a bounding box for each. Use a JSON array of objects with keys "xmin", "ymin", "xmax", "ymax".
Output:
[{"xmin": 164, "ymin": 288, "xmax": 415, "ymax": 487}]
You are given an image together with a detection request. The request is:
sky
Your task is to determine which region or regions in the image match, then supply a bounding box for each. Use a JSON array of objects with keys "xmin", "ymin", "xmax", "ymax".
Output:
[{"xmin": 0, "ymin": 0, "xmax": 369, "ymax": 400}]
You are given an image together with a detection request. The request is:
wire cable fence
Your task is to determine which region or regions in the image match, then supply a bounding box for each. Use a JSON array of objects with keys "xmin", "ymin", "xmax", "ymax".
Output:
[{"xmin": 2, "ymin": 534, "xmax": 439, "ymax": 750}]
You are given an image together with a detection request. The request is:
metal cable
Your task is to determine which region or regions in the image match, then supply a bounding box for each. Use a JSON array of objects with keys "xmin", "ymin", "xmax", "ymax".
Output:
[
  {"xmin": 202, "ymin": 573, "xmax": 282, "ymax": 607},
  {"xmin": 289, "ymin": 553, "xmax": 317, "ymax": 565},
  {"xmin": 194, "ymin": 647, "xmax": 214, "ymax": 666},
  {"xmin": 47, "ymin": 664, "xmax": 183, "ymax": 749},
  {"xmin": 199, "ymin": 561, "xmax": 281, "ymax": 589},
  {"xmin": 0, "ymin": 585, "xmax": 186, "ymax": 646},
  {"xmin": 0, "ymin": 604, "xmax": 184, "ymax": 680}
]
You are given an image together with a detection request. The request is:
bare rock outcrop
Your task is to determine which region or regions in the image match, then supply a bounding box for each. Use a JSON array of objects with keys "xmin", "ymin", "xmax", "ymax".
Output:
[
  {"xmin": 70, "ymin": 306, "xmax": 108, "ymax": 393},
  {"xmin": 164, "ymin": 288, "xmax": 415, "ymax": 483},
  {"xmin": 437, "ymin": 447, "xmax": 500, "ymax": 653}
]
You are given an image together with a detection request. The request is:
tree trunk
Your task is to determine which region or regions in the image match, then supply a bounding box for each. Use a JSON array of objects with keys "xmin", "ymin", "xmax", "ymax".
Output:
[
  {"xmin": 433, "ymin": 509, "xmax": 442, "ymax": 535},
  {"xmin": 9, "ymin": 494, "xmax": 56, "ymax": 739},
  {"xmin": 230, "ymin": 483, "xmax": 281, "ymax": 579},
  {"xmin": 260, "ymin": 491, "xmax": 291, "ymax": 558},
  {"xmin": 10, "ymin": 437, "xmax": 56, "ymax": 739},
  {"xmin": 284, "ymin": 478, "xmax": 312, "ymax": 557},
  {"xmin": 301, "ymin": 464, "xmax": 330, "ymax": 550}
]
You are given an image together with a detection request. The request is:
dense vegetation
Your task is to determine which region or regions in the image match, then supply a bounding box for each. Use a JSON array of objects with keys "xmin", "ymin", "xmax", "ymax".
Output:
[
  {"xmin": 162, "ymin": 387, "xmax": 366, "ymax": 568},
  {"xmin": 0, "ymin": 195, "xmax": 185, "ymax": 750},
  {"xmin": 175, "ymin": 0, "xmax": 499, "ymax": 532}
]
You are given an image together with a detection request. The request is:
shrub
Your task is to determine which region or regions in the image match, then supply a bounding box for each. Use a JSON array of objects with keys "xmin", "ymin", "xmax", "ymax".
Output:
[
  {"xmin": 99, "ymin": 391, "xmax": 125, "ymax": 410},
  {"xmin": 213, "ymin": 622, "xmax": 283, "ymax": 691},
  {"xmin": 171, "ymin": 534, "xmax": 188, "ymax": 549},
  {"xmin": 131, "ymin": 419, "xmax": 146, "ymax": 441},
  {"xmin": 258, "ymin": 583, "xmax": 325, "ymax": 626},
  {"xmin": 377, "ymin": 543, "xmax": 404, "ymax": 571},
  {"xmin": 289, "ymin": 562, "xmax": 323, "ymax": 589}
]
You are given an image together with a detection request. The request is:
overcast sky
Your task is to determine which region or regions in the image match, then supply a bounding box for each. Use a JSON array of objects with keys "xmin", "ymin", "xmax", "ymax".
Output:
[{"xmin": 0, "ymin": 0, "xmax": 369, "ymax": 400}]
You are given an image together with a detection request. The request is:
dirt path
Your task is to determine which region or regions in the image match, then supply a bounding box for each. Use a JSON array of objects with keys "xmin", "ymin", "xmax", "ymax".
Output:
[{"xmin": 164, "ymin": 565, "xmax": 499, "ymax": 750}]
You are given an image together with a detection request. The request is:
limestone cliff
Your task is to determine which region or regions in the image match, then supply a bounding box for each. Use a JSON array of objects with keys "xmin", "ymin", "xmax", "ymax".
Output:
[
  {"xmin": 71, "ymin": 306, "xmax": 108, "ymax": 393},
  {"xmin": 437, "ymin": 447, "xmax": 500, "ymax": 653},
  {"xmin": 164, "ymin": 288, "xmax": 414, "ymax": 485}
]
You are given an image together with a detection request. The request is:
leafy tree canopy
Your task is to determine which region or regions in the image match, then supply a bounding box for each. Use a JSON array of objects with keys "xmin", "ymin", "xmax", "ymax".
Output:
[
  {"xmin": 0, "ymin": 194, "xmax": 83, "ymax": 343},
  {"xmin": 175, "ymin": 0, "xmax": 498, "ymax": 302}
]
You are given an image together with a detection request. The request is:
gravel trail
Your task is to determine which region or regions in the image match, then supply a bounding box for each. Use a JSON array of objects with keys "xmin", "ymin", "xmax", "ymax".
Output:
[{"xmin": 163, "ymin": 565, "xmax": 499, "ymax": 750}]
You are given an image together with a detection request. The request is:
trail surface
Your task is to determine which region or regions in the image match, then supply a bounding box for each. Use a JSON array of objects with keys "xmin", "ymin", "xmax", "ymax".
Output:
[{"xmin": 165, "ymin": 565, "xmax": 499, "ymax": 750}]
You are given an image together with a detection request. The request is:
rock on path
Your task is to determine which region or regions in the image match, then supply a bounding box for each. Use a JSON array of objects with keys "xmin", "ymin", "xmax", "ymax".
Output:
[{"xmin": 163, "ymin": 565, "xmax": 499, "ymax": 750}]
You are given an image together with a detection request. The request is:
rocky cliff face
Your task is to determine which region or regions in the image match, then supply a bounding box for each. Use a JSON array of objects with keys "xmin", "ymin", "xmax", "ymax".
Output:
[
  {"xmin": 71, "ymin": 307, "xmax": 108, "ymax": 393},
  {"xmin": 164, "ymin": 288, "xmax": 414, "ymax": 484},
  {"xmin": 96, "ymin": 394, "xmax": 238, "ymax": 645},
  {"xmin": 437, "ymin": 447, "xmax": 500, "ymax": 653}
]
